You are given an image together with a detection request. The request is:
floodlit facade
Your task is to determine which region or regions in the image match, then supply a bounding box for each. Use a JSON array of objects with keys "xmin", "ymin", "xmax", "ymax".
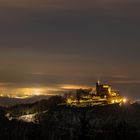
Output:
[{"xmin": 66, "ymin": 81, "xmax": 123, "ymax": 106}]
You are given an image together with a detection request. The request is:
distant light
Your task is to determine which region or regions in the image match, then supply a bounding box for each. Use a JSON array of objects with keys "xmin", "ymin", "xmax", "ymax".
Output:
[
  {"xmin": 111, "ymin": 100, "xmax": 115, "ymax": 104},
  {"xmin": 122, "ymin": 98, "xmax": 127, "ymax": 103}
]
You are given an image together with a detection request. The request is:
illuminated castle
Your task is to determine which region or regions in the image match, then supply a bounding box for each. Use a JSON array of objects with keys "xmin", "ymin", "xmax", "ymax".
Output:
[
  {"xmin": 96, "ymin": 81, "xmax": 118, "ymax": 97},
  {"xmin": 66, "ymin": 81, "xmax": 125, "ymax": 106},
  {"xmin": 96, "ymin": 81, "xmax": 112, "ymax": 97}
]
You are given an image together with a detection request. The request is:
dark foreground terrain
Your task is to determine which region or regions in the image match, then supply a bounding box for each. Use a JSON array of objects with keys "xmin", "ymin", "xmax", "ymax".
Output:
[{"xmin": 0, "ymin": 96, "xmax": 140, "ymax": 140}]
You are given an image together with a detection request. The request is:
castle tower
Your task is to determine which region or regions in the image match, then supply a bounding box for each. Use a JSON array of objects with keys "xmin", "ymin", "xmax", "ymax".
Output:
[
  {"xmin": 96, "ymin": 81, "xmax": 112, "ymax": 97},
  {"xmin": 96, "ymin": 81, "xmax": 100, "ymax": 96}
]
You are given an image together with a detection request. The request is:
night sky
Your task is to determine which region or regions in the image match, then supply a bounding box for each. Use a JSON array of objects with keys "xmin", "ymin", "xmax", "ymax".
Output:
[{"xmin": 0, "ymin": 0, "xmax": 140, "ymax": 100}]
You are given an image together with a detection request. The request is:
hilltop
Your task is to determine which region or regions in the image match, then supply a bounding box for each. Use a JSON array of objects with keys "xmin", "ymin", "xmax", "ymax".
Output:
[{"xmin": 0, "ymin": 95, "xmax": 140, "ymax": 140}]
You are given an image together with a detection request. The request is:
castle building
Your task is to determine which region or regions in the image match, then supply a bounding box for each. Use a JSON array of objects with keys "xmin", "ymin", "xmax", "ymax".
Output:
[
  {"xmin": 96, "ymin": 81, "xmax": 112, "ymax": 98},
  {"xmin": 66, "ymin": 81, "xmax": 123, "ymax": 106}
]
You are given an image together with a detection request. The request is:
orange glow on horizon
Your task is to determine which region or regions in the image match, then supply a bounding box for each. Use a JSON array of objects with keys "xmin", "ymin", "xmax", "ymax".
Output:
[
  {"xmin": 61, "ymin": 84, "xmax": 94, "ymax": 90},
  {"xmin": 0, "ymin": 84, "xmax": 96, "ymax": 99},
  {"xmin": 0, "ymin": 87, "xmax": 61, "ymax": 99}
]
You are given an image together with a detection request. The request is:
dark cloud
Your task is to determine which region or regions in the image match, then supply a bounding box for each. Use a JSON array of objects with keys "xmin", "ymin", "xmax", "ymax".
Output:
[{"xmin": 0, "ymin": 0, "xmax": 140, "ymax": 99}]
